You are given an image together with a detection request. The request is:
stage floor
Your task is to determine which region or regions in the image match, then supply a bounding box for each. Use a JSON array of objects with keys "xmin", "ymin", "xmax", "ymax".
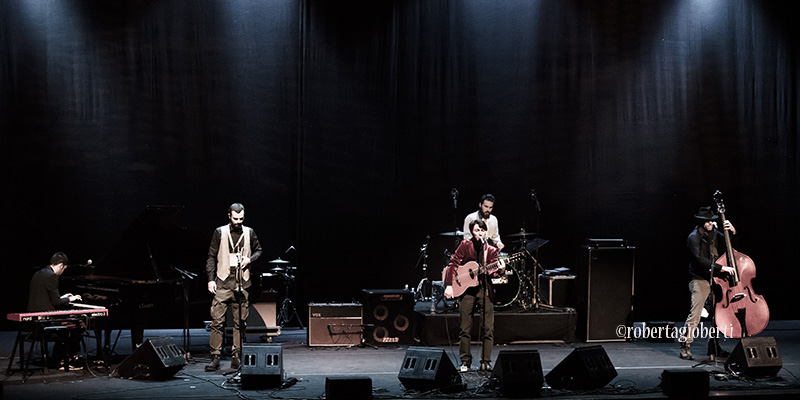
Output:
[{"xmin": 2, "ymin": 318, "xmax": 799, "ymax": 400}]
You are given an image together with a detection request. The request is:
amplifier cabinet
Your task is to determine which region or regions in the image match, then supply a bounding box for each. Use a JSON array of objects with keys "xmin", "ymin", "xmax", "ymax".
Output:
[
  {"xmin": 575, "ymin": 245, "xmax": 635, "ymax": 342},
  {"xmin": 307, "ymin": 303, "xmax": 363, "ymax": 347},
  {"xmin": 538, "ymin": 275, "xmax": 575, "ymax": 307}
]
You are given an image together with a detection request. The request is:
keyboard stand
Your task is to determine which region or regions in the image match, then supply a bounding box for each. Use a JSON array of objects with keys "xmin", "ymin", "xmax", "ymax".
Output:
[{"xmin": 6, "ymin": 318, "xmax": 89, "ymax": 382}]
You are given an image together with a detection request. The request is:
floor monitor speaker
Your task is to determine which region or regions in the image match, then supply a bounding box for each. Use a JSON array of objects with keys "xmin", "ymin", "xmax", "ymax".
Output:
[
  {"xmin": 325, "ymin": 375, "xmax": 372, "ymax": 400},
  {"xmin": 490, "ymin": 349, "xmax": 543, "ymax": 397},
  {"xmin": 241, "ymin": 343, "xmax": 283, "ymax": 389},
  {"xmin": 398, "ymin": 347, "xmax": 462, "ymax": 392},
  {"xmin": 725, "ymin": 337, "xmax": 782, "ymax": 378},
  {"xmin": 117, "ymin": 337, "xmax": 186, "ymax": 379},
  {"xmin": 545, "ymin": 345, "xmax": 617, "ymax": 390},
  {"xmin": 661, "ymin": 369, "xmax": 708, "ymax": 398}
]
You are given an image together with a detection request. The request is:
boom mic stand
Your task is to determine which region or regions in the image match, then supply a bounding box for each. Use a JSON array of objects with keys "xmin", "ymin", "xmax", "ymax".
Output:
[{"xmin": 172, "ymin": 266, "xmax": 197, "ymax": 361}]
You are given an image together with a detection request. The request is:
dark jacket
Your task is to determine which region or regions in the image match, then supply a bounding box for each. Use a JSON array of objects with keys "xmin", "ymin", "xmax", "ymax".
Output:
[
  {"xmin": 687, "ymin": 226, "xmax": 733, "ymax": 281},
  {"xmin": 27, "ymin": 266, "xmax": 69, "ymax": 312},
  {"xmin": 445, "ymin": 238, "xmax": 502, "ymax": 302}
]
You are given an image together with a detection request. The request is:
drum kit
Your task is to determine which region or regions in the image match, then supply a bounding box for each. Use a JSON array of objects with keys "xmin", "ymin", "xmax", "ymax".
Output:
[
  {"xmin": 417, "ymin": 228, "xmax": 551, "ymax": 311},
  {"xmin": 264, "ymin": 257, "xmax": 303, "ymax": 328}
]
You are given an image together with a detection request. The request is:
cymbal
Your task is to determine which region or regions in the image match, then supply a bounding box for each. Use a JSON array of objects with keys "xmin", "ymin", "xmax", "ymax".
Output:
[
  {"xmin": 268, "ymin": 258, "xmax": 290, "ymax": 264},
  {"xmin": 270, "ymin": 267, "xmax": 285, "ymax": 272},
  {"xmin": 507, "ymin": 231, "xmax": 538, "ymax": 238},
  {"xmin": 439, "ymin": 230, "xmax": 466, "ymax": 237}
]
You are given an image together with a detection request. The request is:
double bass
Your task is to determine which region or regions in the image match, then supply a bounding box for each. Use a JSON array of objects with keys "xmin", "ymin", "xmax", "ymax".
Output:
[{"xmin": 712, "ymin": 191, "xmax": 769, "ymax": 338}]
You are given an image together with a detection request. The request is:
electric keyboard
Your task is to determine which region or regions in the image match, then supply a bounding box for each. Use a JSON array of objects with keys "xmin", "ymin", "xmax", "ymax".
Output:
[{"xmin": 7, "ymin": 306, "xmax": 109, "ymax": 322}]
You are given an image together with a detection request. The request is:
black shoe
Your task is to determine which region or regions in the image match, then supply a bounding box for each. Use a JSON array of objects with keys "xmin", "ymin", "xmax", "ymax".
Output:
[
  {"xmin": 480, "ymin": 361, "xmax": 492, "ymax": 372},
  {"xmin": 205, "ymin": 355, "xmax": 221, "ymax": 372},
  {"xmin": 230, "ymin": 354, "xmax": 240, "ymax": 369}
]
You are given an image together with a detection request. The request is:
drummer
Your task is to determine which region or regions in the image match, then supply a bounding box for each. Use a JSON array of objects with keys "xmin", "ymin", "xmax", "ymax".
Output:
[{"xmin": 463, "ymin": 194, "xmax": 504, "ymax": 251}]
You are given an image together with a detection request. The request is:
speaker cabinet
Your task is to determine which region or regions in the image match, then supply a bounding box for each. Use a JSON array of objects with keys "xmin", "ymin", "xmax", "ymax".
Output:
[
  {"xmin": 361, "ymin": 289, "xmax": 414, "ymax": 345},
  {"xmin": 117, "ymin": 337, "xmax": 186, "ymax": 379},
  {"xmin": 308, "ymin": 303, "xmax": 363, "ymax": 347},
  {"xmin": 325, "ymin": 375, "xmax": 372, "ymax": 400},
  {"xmin": 241, "ymin": 343, "xmax": 283, "ymax": 389},
  {"xmin": 538, "ymin": 275, "xmax": 575, "ymax": 307},
  {"xmin": 398, "ymin": 347, "xmax": 462, "ymax": 392},
  {"xmin": 725, "ymin": 337, "xmax": 782, "ymax": 378},
  {"xmin": 490, "ymin": 350, "xmax": 543, "ymax": 397},
  {"xmin": 224, "ymin": 301, "xmax": 281, "ymax": 338},
  {"xmin": 661, "ymin": 369, "xmax": 708, "ymax": 398},
  {"xmin": 545, "ymin": 345, "xmax": 617, "ymax": 390},
  {"xmin": 575, "ymin": 244, "xmax": 634, "ymax": 341}
]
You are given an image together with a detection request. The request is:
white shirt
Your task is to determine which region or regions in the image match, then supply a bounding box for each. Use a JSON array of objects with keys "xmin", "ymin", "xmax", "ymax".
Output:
[{"xmin": 463, "ymin": 211, "xmax": 503, "ymax": 249}]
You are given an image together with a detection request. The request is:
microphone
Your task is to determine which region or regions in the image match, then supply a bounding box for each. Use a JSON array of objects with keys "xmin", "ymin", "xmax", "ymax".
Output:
[
  {"xmin": 451, "ymin": 188, "xmax": 458, "ymax": 208},
  {"xmin": 70, "ymin": 259, "xmax": 93, "ymax": 267},
  {"xmin": 531, "ymin": 189, "xmax": 541, "ymax": 211},
  {"xmin": 285, "ymin": 245, "xmax": 295, "ymax": 255}
]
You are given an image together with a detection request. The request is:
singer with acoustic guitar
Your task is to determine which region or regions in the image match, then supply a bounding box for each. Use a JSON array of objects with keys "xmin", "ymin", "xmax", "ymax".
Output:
[{"xmin": 444, "ymin": 219, "xmax": 505, "ymax": 373}]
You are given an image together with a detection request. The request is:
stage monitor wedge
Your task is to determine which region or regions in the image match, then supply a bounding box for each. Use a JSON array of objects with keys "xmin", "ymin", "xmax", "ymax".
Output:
[
  {"xmin": 726, "ymin": 337, "xmax": 782, "ymax": 378},
  {"xmin": 545, "ymin": 345, "xmax": 617, "ymax": 390},
  {"xmin": 241, "ymin": 343, "xmax": 283, "ymax": 389},
  {"xmin": 398, "ymin": 347, "xmax": 462, "ymax": 392},
  {"xmin": 661, "ymin": 369, "xmax": 708, "ymax": 399},
  {"xmin": 117, "ymin": 337, "xmax": 186, "ymax": 379},
  {"xmin": 325, "ymin": 375, "xmax": 372, "ymax": 400},
  {"xmin": 490, "ymin": 349, "xmax": 543, "ymax": 397}
]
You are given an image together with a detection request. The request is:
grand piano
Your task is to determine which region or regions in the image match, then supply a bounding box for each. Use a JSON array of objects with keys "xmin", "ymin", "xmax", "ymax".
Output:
[{"xmin": 62, "ymin": 205, "xmax": 206, "ymax": 353}]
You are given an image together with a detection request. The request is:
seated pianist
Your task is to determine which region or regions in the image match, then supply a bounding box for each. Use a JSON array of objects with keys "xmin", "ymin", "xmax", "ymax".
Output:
[{"xmin": 26, "ymin": 251, "xmax": 84, "ymax": 371}]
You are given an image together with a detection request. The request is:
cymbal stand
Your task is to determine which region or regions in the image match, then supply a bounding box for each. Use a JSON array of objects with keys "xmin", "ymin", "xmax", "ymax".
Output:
[
  {"xmin": 413, "ymin": 236, "xmax": 432, "ymax": 302},
  {"xmin": 277, "ymin": 269, "xmax": 304, "ymax": 328},
  {"xmin": 513, "ymin": 230, "xmax": 536, "ymax": 310},
  {"xmin": 523, "ymin": 246, "xmax": 556, "ymax": 310}
]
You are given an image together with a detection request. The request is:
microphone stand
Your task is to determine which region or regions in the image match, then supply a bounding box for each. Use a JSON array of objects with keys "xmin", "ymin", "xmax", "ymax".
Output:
[
  {"xmin": 173, "ymin": 267, "xmax": 197, "ymax": 361},
  {"xmin": 414, "ymin": 236, "xmax": 432, "ymax": 303},
  {"xmin": 451, "ymin": 188, "xmax": 460, "ymax": 249},
  {"xmin": 232, "ymin": 254, "xmax": 246, "ymax": 375}
]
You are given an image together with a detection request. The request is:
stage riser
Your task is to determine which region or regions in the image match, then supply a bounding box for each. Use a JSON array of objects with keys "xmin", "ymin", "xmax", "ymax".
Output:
[{"xmin": 416, "ymin": 310, "xmax": 577, "ymax": 345}]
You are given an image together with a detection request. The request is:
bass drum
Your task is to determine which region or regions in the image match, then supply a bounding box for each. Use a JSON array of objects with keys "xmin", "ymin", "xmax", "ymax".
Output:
[{"xmin": 491, "ymin": 262, "xmax": 521, "ymax": 308}]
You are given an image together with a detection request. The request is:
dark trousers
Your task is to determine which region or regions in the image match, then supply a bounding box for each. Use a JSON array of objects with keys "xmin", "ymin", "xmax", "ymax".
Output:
[{"xmin": 458, "ymin": 286, "xmax": 494, "ymax": 365}]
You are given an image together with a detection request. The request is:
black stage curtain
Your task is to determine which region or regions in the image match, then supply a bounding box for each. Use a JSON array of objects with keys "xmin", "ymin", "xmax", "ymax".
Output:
[{"xmin": 2, "ymin": 0, "xmax": 797, "ymax": 325}]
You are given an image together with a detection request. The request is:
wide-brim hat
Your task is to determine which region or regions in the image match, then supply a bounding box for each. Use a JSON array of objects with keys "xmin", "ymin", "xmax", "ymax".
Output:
[{"xmin": 694, "ymin": 206, "xmax": 719, "ymax": 221}]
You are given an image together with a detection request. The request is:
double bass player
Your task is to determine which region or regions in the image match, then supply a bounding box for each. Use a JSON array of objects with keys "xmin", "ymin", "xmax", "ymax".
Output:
[{"xmin": 679, "ymin": 206, "xmax": 736, "ymax": 360}]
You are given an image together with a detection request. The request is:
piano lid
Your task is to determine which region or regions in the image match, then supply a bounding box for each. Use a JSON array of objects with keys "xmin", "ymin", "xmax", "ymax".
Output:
[{"xmin": 80, "ymin": 205, "xmax": 203, "ymax": 282}]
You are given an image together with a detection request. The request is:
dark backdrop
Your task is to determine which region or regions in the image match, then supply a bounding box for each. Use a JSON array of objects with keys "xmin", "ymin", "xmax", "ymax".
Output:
[{"xmin": 2, "ymin": 0, "xmax": 798, "ymax": 329}]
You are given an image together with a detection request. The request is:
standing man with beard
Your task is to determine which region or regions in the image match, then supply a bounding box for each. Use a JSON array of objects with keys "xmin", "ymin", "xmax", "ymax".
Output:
[
  {"xmin": 205, "ymin": 203, "xmax": 263, "ymax": 371},
  {"xmin": 463, "ymin": 194, "xmax": 504, "ymax": 252}
]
